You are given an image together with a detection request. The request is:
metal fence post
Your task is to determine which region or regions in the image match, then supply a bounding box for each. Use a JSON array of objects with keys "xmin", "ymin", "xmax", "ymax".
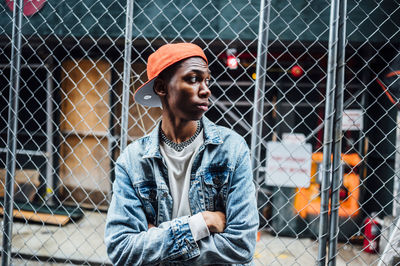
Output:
[
  {"xmin": 45, "ymin": 63, "xmax": 55, "ymax": 204},
  {"xmin": 328, "ymin": 0, "xmax": 347, "ymax": 265},
  {"xmin": 121, "ymin": 0, "xmax": 135, "ymax": 151},
  {"xmin": 1, "ymin": 0, "xmax": 23, "ymax": 265},
  {"xmin": 250, "ymin": 0, "xmax": 271, "ymax": 183},
  {"xmin": 317, "ymin": 0, "xmax": 341, "ymax": 264}
]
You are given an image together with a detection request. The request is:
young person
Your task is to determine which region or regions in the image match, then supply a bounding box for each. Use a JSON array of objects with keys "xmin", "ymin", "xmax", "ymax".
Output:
[{"xmin": 105, "ymin": 43, "xmax": 258, "ymax": 265}]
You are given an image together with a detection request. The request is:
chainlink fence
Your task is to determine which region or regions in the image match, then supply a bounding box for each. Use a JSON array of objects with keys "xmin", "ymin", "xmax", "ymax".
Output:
[{"xmin": 0, "ymin": 0, "xmax": 399, "ymax": 265}]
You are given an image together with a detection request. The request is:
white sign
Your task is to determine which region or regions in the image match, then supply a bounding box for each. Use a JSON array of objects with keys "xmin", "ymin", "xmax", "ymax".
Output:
[
  {"xmin": 265, "ymin": 141, "xmax": 312, "ymax": 188},
  {"xmin": 342, "ymin": 109, "xmax": 363, "ymax": 131},
  {"xmin": 282, "ymin": 133, "xmax": 306, "ymax": 144}
]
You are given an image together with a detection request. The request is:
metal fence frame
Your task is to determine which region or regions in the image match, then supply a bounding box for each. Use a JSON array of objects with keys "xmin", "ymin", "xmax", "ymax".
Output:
[{"xmin": 1, "ymin": 0, "xmax": 399, "ymax": 265}]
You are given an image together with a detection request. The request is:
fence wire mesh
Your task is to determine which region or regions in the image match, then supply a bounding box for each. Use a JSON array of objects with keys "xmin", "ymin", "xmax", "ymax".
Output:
[{"xmin": 0, "ymin": 0, "xmax": 399, "ymax": 265}]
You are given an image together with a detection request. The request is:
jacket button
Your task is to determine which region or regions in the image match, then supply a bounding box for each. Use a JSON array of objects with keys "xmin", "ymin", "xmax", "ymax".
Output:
[{"xmin": 163, "ymin": 192, "xmax": 168, "ymax": 198}]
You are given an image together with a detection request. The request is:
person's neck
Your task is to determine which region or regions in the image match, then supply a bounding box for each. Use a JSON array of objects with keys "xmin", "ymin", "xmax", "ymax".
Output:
[{"xmin": 161, "ymin": 116, "xmax": 199, "ymax": 144}]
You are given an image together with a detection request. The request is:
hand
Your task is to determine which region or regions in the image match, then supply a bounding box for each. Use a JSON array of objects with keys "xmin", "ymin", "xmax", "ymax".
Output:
[
  {"xmin": 201, "ymin": 211, "xmax": 226, "ymax": 233},
  {"xmin": 148, "ymin": 223, "xmax": 155, "ymax": 229}
]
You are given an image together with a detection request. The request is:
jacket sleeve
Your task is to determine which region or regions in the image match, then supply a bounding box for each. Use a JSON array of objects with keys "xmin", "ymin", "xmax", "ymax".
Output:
[
  {"xmin": 104, "ymin": 158, "xmax": 200, "ymax": 266},
  {"xmin": 183, "ymin": 139, "xmax": 259, "ymax": 265}
]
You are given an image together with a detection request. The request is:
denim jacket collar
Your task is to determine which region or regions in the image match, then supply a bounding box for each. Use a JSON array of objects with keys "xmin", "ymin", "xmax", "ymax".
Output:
[{"xmin": 142, "ymin": 116, "xmax": 223, "ymax": 159}]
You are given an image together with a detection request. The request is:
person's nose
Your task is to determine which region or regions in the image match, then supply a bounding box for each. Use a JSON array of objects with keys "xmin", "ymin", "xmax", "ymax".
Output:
[{"xmin": 199, "ymin": 80, "xmax": 211, "ymax": 98}]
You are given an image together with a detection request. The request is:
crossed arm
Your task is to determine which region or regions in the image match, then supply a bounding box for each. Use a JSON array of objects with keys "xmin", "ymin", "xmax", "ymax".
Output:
[{"xmin": 148, "ymin": 211, "xmax": 226, "ymax": 234}]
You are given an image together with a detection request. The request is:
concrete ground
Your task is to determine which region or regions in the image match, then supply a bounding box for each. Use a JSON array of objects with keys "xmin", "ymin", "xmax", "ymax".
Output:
[
  {"xmin": 254, "ymin": 231, "xmax": 379, "ymax": 265},
  {"xmin": 1, "ymin": 211, "xmax": 381, "ymax": 265},
  {"xmin": 0, "ymin": 211, "xmax": 110, "ymax": 265}
]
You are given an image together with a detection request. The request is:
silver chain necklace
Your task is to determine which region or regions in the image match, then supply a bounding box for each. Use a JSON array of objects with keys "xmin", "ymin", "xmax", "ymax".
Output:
[{"xmin": 160, "ymin": 120, "xmax": 202, "ymax": 152}]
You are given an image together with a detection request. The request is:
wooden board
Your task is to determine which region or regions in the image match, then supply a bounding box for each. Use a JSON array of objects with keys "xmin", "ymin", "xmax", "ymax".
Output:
[
  {"xmin": 0, "ymin": 207, "xmax": 70, "ymax": 226},
  {"xmin": 60, "ymin": 59, "xmax": 111, "ymax": 133},
  {"xmin": 59, "ymin": 135, "xmax": 110, "ymax": 206},
  {"xmin": 0, "ymin": 169, "xmax": 40, "ymax": 202},
  {"xmin": 59, "ymin": 59, "xmax": 112, "ymax": 207}
]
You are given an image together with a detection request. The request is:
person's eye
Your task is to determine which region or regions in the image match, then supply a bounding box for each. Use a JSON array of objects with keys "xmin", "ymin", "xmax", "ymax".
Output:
[
  {"xmin": 205, "ymin": 79, "xmax": 210, "ymax": 86},
  {"xmin": 189, "ymin": 76, "xmax": 197, "ymax": 83}
]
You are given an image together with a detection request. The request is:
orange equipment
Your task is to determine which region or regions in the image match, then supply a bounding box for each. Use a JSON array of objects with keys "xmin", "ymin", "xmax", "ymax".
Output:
[
  {"xmin": 289, "ymin": 152, "xmax": 363, "ymax": 240},
  {"xmin": 269, "ymin": 152, "xmax": 363, "ymax": 240},
  {"xmin": 294, "ymin": 152, "xmax": 362, "ymax": 219}
]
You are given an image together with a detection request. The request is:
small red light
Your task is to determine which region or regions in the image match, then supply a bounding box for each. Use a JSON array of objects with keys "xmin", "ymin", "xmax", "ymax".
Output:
[
  {"xmin": 227, "ymin": 55, "xmax": 238, "ymax": 70},
  {"xmin": 339, "ymin": 188, "xmax": 348, "ymax": 201},
  {"xmin": 290, "ymin": 65, "xmax": 303, "ymax": 78}
]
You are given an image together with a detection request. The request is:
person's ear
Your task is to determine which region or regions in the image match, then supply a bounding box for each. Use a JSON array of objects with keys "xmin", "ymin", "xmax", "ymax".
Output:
[{"xmin": 154, "ymin": 78, "xmax": 167, "ymax": 97}]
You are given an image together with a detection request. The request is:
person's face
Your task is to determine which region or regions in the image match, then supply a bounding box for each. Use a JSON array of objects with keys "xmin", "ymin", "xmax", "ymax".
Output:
[{"xmin": 164, "ymin": 57, "xmax": 211, "ymax": 121}]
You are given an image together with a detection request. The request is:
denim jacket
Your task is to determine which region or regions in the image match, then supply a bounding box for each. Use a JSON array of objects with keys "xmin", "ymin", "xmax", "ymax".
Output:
[{"xmin": 104, "ymin": 116, "xmax": 258, "ymax": 266}]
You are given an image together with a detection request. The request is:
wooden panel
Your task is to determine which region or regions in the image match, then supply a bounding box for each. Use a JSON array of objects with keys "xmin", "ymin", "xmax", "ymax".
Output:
[
  {"xmin": 62, "ymin": 184, "xmax": 110, "ymax": 208},
  {"xmin": 0, "ymin": 169, "xmax": 40, "ymax": 202},
  {"xmin": 59, "ymin": 135, "xmax": 110, "ymax": 205},
  {"xmin": 59, "ymin": 59, "xmax": 111, "ymax": 207},
  {"xmin": 60, "ymin": 59, "xmax": 111, "ymax": 134},
  {"xmin": 0, "ymin": 207, "xmax": 71, "ymax": 226}
]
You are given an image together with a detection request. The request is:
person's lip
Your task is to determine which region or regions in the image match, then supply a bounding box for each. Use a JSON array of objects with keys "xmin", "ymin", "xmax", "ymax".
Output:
[{"xmin": 197, "ymin": 102, "xmax": 209, "ymax": 111}]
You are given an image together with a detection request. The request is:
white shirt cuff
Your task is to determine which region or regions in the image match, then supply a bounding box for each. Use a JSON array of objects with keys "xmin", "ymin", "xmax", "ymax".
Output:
[{"xmin": 188, "ymin": 212, "xmax": 210, "ymax": 241}]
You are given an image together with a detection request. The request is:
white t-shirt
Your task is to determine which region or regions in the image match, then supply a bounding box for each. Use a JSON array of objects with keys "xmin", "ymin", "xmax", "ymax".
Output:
[{"xmin": 160, "ymin": 129, "xmax": 210, "ymax": 241}]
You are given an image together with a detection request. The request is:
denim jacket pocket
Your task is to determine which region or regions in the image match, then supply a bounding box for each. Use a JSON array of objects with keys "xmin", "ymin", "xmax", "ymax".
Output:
[
  {"xmin": 136, "ymin": 183, "xmax": 158, "ymax": 225},
  {"xmin": 202, "ymin": 170, "xmax": 230, "ymax": 212}
]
